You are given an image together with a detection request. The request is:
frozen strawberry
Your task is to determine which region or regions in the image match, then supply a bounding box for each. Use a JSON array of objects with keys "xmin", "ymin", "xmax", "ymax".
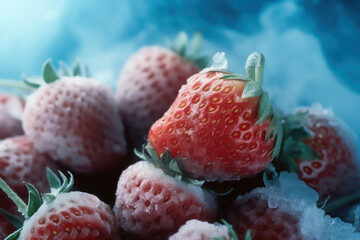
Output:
[
  {"xmin": 114, "ymin": 152, "xmax": 217, "ymax": 240},
  {"xmin": 0, "ymin": 215, "xmax": 16, "ymax": 239},
  {"xmin": 225, "ymin": 171, "xmax": 359, "ymax": 240},
  {"xmin": 0, "ymin": 136, "xmax": 57, "ymax": 213},
  {"xmin": 169, "ymin": 219, "xmax": 244, "ymax": 240},
  {"xmin": 22, "ymin": 61, "xmax": 127, "ymax": 174},
  {"xmin": 117, "ymin": 32, "xmax": 207, "ymax": 149},
  {"xmin": 148, "ymin": 52, "xmax": 282, "ymax": 181},
  {"xmin": 0, "ymin": 94, "xmax": 24, "ymax": 140},
  {"xmin": 275, "ymin": 104, "xmax": 360, "ymax": 201},
  {"xmin": 0, "ymin": 169, "xmax": 119, "ymax": 240}
]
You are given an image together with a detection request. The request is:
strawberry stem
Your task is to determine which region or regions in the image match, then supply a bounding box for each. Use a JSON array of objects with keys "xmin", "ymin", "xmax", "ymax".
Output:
[
  {"xmin": 245, "ymin": 52, "xmax": 265, "ymax": 86},
  {"xmin": 0, "ymin": 178, "xmax": 28, "ymax": 217},
  {"xmin": 323, "ymin": 190, "xmax": 360, "ymax": 214},
  {"xmin": 0, "ymin": 78, "xmax": 33, "ymax": 93}
]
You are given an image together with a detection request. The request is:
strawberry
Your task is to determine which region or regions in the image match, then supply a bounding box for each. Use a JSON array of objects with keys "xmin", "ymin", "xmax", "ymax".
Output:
[
  {"xmin": 0, "ymin": 168, "xmax": 119, "ymax": 240},
  {"xmin": 169, "ymin": 219, "xmax": 248, "ymax": 240},
  {"xmin": 0, "ymin": 136, "xmax": 57, "ymax": 214},
  {"xmin": 116, "ymin": 32, "xmax": 208, "ymax": 149},
  {"xmin": 148, "ymin": 52, "xmax": 282, "ymax": 181},
  {"xmin": 0, "ymin": 215, "xmax": 16, "ymax": 239},
  {"xmin": 275, "ymin": 104, "xmax": 360, "ymax": 202},
  {"xmin": 226, "ymin": 189, "xmax": 303, "ymax": 240},
  {"xmin": 113, "ymin": 148, "xmax": 217, "ymax": 240},
  {"xmin": 0, "ymin": 94, "xmax": 24, "ymax": 140},
  {"xmin": 225, "ymin": 171, "xmax": 359, "ymax": 240},
  {"xmin": 22, "ymin": 60, "xmax": 127, "ymax": 174}
]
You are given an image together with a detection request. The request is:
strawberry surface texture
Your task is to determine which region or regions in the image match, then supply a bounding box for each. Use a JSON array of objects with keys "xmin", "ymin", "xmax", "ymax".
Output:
[
  {"xmin": 168, "ymin": 219, "xmax": 231, "ymax": 240},
  {"xmin": 23, "ymin": 76, "xmax": 127, "ymax": 174},
  {"xmin": 0, "ymin": 136, "xmax": 57, "ymax": 213},
  {"xmin": 0, "ymin": 94, "xmax": 24, "ymax": 140},
  {"xmin": 149, "ymin": 52, "xmax": 282, "ymax": 181},
  {"xmin": 19, "ymin": 191, "xmax": 118, "ymax": 240},
  {"xmin": 117, "ymin": 46, "xmax": 200, "ymax": 149},
  {"xmin": 114, "ymin": 161, "xmax": 216, "ymax": 240},
  {"xmin": 277, "ymin": 104, "xmax": 360, "ymax": 202}
]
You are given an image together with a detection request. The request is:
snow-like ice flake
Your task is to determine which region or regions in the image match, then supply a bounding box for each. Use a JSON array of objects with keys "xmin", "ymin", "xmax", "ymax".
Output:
[{"xmin": 201, "ymin": 52, "xmax": 228, "ymax": 73}]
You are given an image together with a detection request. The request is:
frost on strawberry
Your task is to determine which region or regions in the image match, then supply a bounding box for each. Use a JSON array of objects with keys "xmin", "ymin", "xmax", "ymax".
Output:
[
  {"xmin": 116, "ymin": 32, "xmax": 207, "ymax": 149},
  {"xmin": 169, "ymin": 219, "xmax": 247, "ymax": 240},
  {"xmin": 275, "ymin": 104, "xmax": 360, "ymax": 202},
  {"xmin": 0, "ymin": 168, "xmax": 119, "ymax": 240},
  {"xmin": 113, "ymin": 156, "xmax": 217, "ymax": 240},
  {"xmin": 22, "ymin": 60, "xmax": 127, "ymax": 174},
  {"xmin": 0, "ymin": 94, "xmax": 24, "ymax": 140},
  {"xmin": 225, "ymin": 171, "xmax": 359, "ymax": 240},
  {"xmin": 0, "ymin": 136, "xmax": 58, "ymax": 215},
  {"xmin": 148, "ymin": 52, "xmax": 283, "ymax": 181}
]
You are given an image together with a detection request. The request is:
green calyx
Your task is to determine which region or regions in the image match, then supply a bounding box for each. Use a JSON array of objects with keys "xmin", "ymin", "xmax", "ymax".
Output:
[
  {"xmin": 273, "ymin": 111, "xmax": 319, "ymax": 173},
  {"xmin": 166, "ymin": 31, "xmax": 209, "ymax": 70},
  {"xmin": 0, "ymin": 168, "xmax": 74, "ymax": 240},
  {"xmin": 135, "ymin": 142, "xmax": 204, "ymax": 186},
  {"xmin": 215, "ymin": 52, "xmax": 283, "ymax": 158},
  {"xmin": 23, "ymin": 59, "xmax": 90, "ymax": 89}
]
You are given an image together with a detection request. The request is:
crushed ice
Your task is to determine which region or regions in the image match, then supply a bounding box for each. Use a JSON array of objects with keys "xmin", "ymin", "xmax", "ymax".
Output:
[{"xmin": 201, "ymin": 52, "xmax": 228, "ymax": 73}]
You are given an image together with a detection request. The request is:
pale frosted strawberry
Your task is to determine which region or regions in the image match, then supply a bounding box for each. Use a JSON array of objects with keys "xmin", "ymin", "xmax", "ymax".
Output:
[
  {"xmin": 117, "ymin": 33, "xmax": 207, "ymax": 149},
  {"xmin": 225, "ymin": 171, "xmax": 358, "ymax": 240},
  {"xmin": 23, "ymin": 61, "xmax": 127, "ymax": 173},
  {"xmin": 0, "ymin": 136, "xmax": 57, "ymax": 213},
  {"xmin": 226, "ymin": 190, "xmax": 302, "ymax": 240},
  {"xmin": 19, "ymin": 191, "xmax": 118, "ymax": 240},
  {"xmin": 114, "ymin": 160, "xmax": 216, "ymax": 240},
  {"xmin": 0, "ymin": 168, "xmax": 119, "ymax": 240},
  {"xmin": 0, "ymin": 94, "xmax": 24, "ymax": 139},
  {"xmin": 169, "ymin": 220, "xmax": 232, "ymax": 240},
  {"xmin": 276, "ymin": 104, "xmax": 360, "ymax": 202}
]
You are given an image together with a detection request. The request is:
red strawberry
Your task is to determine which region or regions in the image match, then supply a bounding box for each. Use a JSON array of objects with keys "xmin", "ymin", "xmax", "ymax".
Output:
[
  {"xmin": 169, "ymin": 219, "xmax": 245, "ymax": 240},
  {"xmin": 148, "ymin": 52, "xmax": 282, "ymax": 181},
  {"xmin": 0, "ymin": 215, "xmax": 16, "ymax": 239},
  {"xmin": 116, "ymin": 32, "xmax": 207, "ymax": 149},
  {"xmin": 0, "ymin": 94, "xmax": 24, "ymax": 140},
  {"xmin": 275, "ymin": 104, "xmax": 360, "ymax": 201},
  {"xmin": 113, "ymin": 154, "xmax": 217, "ymax": 240},
  {"xmin": 22, "ymin": 61, "xmax": 127, "ymax": 174},
  {"xmin": 226, "ymin": 189, "xmax": 302, "ymax": 240},
  {"xmin": 0, "ymin": 168, "xmax": 119, "ymax": 240},
  {"xmin": 0, "ymin": 136, "xmax": 57, "ymax": 213}
]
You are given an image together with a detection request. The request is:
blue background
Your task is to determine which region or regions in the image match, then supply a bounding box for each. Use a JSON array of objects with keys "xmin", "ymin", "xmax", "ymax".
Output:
[{"xmin": 0, "ymin": 0, "xmax": 360, "ymax": 152}]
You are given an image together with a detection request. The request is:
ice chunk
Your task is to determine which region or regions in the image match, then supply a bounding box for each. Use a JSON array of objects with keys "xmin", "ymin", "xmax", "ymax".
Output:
[{"xmin": 201, "ymin": 52, "xmax": 228, "ymax": 72}]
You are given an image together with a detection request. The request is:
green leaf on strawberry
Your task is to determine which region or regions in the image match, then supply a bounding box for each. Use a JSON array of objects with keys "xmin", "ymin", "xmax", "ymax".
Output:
[
  {"xmin": 135, "ymin": 142, "xmax": 205, "ymax": 186},
  {"xmin": 274, "ymin": 111, "xmax": 319, "ymax": 173},
  {"xmin": 23, "ymin": 59, "xmax": 90, "ymax": 89},
  {"xmin": 0, "ymin": 168, "xmax": 74, "ymax": 240}
]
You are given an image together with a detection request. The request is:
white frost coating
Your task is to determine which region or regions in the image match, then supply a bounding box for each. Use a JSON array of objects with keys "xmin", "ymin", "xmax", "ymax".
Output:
[
  {"xmin": 245, "ymin": 51, "xmax": 263, "ymax": 69},
  {"xmin": 169, "ymin": 219, "xmax": 229, "ymax": 240},
  {"xmin": 258, "ymin": 171, "xmax": 359, "ymax": 240},
  {"xmin": 118, "ymin": 161, "xmax": 217, "ymax": 211},
  {"xmin": 201, "ymin": 52, "xmax": 228, "ymax": 72},
  {"xmin": 346, "ymin": 204, "xmax": 360, "ymax": 232},
  {"xmin": 20, "ymin": 191, "xmax": 117, "ymax": 239},
  {"xmin": 296, "ymin": 103, "xmax": 360, "ymax": 168},
  {"xmin": 5, "ymin": 95, "xmax": 24, "ymax": 120}
]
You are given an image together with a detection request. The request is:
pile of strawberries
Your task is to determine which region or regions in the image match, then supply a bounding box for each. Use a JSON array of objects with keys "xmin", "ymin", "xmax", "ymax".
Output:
[{"xmin": 0, "ymin": 33, "xmax": 360, "ymax": 240}]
